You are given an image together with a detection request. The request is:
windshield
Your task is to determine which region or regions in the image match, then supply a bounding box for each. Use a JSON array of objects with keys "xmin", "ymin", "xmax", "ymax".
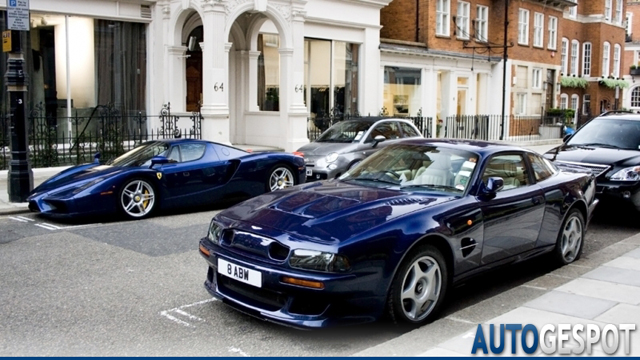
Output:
[
  {"xmin": 109, "ymin": 142, "xmax": 170, "ymax": 167},
  {"xmin": 567, "ymin": 119, "xmax": 640, "ymax": 150},
  {"xmin": 316, "ymin": 120, "xmax": 373, "ymax": 143},
  {"xmin": 339, "ymin": 144, "xmax": 480, "ymax": 194}
]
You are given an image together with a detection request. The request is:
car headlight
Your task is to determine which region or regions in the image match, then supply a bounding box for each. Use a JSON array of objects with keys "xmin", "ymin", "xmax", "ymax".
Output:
[
  {"xmin": 72, "ymin": 178, "xmax": 104, "ymax": 194},
  {"xmin": 610, "ymin": 166, "xmax": 640, "ymax": 181},
  {"xmin": 207, "ymin": 220, "xmax": 223, "ymax": 245},
  {"xmin": 289, "ymin": 249, "xmax": 351, "ymax": 273},
  {"xmin": 325, "ymin": 152, "xmax": 339, "ymax": 163}
]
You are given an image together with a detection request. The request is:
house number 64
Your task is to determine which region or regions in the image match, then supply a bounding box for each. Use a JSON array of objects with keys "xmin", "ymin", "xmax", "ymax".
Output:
[{"xmin": 214, "ymin": 82, "xmax": 224, "ymax": 92}]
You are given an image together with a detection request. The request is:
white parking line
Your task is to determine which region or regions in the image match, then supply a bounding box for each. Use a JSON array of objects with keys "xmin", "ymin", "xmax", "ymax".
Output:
[
  {"xmin": 159, "ymin": 298, "xmax": 217, "ymax": 328},
  {"xmin": 228, "ymin": 347, "xmax": 250, "ymax": 357},
  {"xmin": 35, "ymin": 223, "xmax": 60, "ymax": 231},
  {"xmin": 8, "ymin": 216, "xmax": 30, "ymax": 223},
  {"xmin": 7, "ymin": 216, "xmax": 99, "ymax": 231}
]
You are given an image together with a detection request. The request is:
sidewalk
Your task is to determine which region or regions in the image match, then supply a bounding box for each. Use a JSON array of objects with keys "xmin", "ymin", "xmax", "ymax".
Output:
[{"xmin": 353, "ymin": 233, "xmax": 640, "ymax": 356}]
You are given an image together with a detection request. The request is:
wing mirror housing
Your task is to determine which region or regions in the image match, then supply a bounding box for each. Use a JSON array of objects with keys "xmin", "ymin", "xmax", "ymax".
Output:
[
  {"xmin": 93, "ymin": 152, "xmax": 101, "ymax": 164},
  {"xmin": 372, "ymin": 135, "xmax": 386, "ymax": 148},
  {"xmin": 480, "ymin": 177, "xmax": 504, "ymax": 199},
  {"xmin": 150, "ymin": 155, "xmax": 169, "ymax": 167}
]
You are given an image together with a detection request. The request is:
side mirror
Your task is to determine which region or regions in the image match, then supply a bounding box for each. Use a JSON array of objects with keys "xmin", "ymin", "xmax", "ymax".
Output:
[
  {"xmin": 372, "ymin": 135, "xmax": 386, "ymax": 147},
  {"xmin": 563, "ymin": 134, "xmax": 572, "ymax": 143},
  {"xmin": 93, "ymin": 152, "xmax": 101, "ymax": 164},
  {"xmin": 150, "ymin": 156, "xmax": 169, "ymax": 167},
  {"xmin": 481, "ymin": 177, "xmax": 504, "ymax": 199}
]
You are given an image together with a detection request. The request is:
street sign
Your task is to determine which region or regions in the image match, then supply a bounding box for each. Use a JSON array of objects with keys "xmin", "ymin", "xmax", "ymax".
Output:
[
  {"xmin": 6, "ymin": 0, "xmax": 30, "ymax": 31},
  {"xmin": 2, "ymin": 30, "xmax": 11, "ymax": 52}
]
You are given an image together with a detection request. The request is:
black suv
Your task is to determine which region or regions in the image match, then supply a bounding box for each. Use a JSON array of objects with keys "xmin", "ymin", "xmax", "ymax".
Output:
[{"xmin": 544, "ymin": 111, "xmax": 640, "ymax": 210}]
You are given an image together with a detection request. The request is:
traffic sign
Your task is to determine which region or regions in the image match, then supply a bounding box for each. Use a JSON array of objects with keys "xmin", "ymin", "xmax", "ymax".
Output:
[{"xmin": 7, "ymin": 0, "xmax": 30, "ymax": 31}]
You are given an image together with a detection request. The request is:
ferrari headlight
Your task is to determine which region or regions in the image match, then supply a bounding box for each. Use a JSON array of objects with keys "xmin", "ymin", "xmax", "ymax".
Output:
[
  {"xmin": 207, "ymin": 220, "xmax": 223, "ymax": 245},
  {"xmin": 610, "ymin": 166, "xmax": 640, "ymax": 181},
  {"xmin": 325, "ymin": 152, "xmax": 339, "ymax": 163},
  {"xmin": 72, "ymin": 178, "xmax": 104, "ymax": 194},
  {"xmin": 289, "ymin": 249, "xmax": 350, "ymax": 273}
]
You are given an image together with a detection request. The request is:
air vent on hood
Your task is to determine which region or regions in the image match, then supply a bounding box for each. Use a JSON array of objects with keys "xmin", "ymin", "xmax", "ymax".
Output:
[{"xmin": 386, "ymin": 197, "xmax": 423, "ymax": 206}]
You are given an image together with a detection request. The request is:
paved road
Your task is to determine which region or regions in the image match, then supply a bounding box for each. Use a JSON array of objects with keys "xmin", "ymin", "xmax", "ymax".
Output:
[{"xmin": 0, "ymin": 202, "xmax": 638, "ymax": 356}]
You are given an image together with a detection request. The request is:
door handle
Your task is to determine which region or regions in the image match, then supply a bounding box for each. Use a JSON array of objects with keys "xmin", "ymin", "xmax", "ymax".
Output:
[
  {"xmin": 183, "ymin": 172, "xmax": 190, "ymax": 177},
  {"xmin": 532, "ymin": 196, "xmax": 543, "ymax": 205}
]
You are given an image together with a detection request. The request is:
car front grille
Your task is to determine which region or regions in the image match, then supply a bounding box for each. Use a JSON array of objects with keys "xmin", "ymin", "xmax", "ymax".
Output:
[
  {"xmin": 218, "ymin": 275, "xmax": 287, "ymax": 312},
  {"xmin": 556, "ymin": 161, "xmax": 611, "ymax": 178},
  {"xmin": 223, "ymin": 230, "xmax": 290, "ymax": 264}
]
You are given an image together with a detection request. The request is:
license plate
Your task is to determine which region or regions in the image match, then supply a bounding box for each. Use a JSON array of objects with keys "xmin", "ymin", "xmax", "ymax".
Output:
[
  {"xmin": 306, "ymin": 168, "xmax": 313, "ymax": 176},
  {"xmin": 218, "ymin": 258, "xmax": 262, "ymax": 288}
]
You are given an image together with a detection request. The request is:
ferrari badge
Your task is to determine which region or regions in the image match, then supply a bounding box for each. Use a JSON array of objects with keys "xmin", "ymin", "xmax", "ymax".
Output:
[{"xmin": 156, "ymin": 172, "xmax": 162, "ymax": 180}]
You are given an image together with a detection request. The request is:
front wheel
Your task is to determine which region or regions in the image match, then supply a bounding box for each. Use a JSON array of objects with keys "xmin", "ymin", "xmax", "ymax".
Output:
[
  {"xmin": 387, "ymin": 245, "xmax": 448, "ymax": 326},
  {"xmin": 553, "ymin": 208, "xmax": 584, "ymax": 265},
  {"xmin": 267, "ymin": 165, "xmax": 296, "ymax": 192},
  {"xmin": 118, "ymin": 178, "xmax": 157, "ymax": 219}
]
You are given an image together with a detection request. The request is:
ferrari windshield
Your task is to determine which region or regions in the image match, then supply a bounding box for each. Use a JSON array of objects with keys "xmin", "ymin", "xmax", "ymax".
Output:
[
  {"xmin": 340, "ymin": 144, "xmax": 480, "ymax": 193},
  {"xmin": 567, "ymin": 118, "xmax": 640, "ymax": 150},
  {"xmin": 316, "ymin": 120, "xmax": 374, "ymax": 143},
  {"xmin": 109, "ymin": 142, "xmax": 170, "ymax": 167}
]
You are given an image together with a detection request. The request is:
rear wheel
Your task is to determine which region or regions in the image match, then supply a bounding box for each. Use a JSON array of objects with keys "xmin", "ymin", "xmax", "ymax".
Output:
[
  {"xmin": 119, "ymin": 178, "xmax": 156, "ymax": 219},
  {"xmin": 267, "ymin": 165, "xmax": 296, "ymax": 192},
  {"xmin": 388, "ymin": 245, "xmax": 448, "ymax": 326},
  {"xmin": 554, "ymin": 208, "xmax": 584, "ymax": 264}
]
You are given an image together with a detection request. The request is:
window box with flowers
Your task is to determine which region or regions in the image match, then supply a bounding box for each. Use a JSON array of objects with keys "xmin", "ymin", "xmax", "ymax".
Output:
[
  {"xmin": 560, "ymin": 75, "xmax": 588, "ymax": 89},
  {"xmin": 599, "ymin": 77, "xmax": 630, "ymax": 89}
]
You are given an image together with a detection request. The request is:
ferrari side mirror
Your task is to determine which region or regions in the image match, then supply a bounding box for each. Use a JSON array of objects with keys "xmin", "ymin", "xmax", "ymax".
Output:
[
  {"xmin": 93, "ymin": 152, "xmax": 101, "ymax": 164},
  {"xmin": 150, "ymin": 156, "xmax": 169, "ymax": 167}
]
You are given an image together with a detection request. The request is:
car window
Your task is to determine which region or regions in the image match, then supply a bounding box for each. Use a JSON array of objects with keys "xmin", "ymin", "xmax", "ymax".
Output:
[
  {"xmin": 566, "ymin": 118, "xmax": 640, "ymax": 150},
  {"xmin": 167, "ymin": 147, "xmax": 181, "ymax": 163},
  {"xmin": 527, "ymin": 153, "xmax": 556, "ymax": 182},
  {"xmin": 180, "ymin": 143, "xmax": 206, "ymax": 162},
  {"xmin": 366, "ymin": 122, "xmax": 401, "ymax": 142},
  {"xmin": 109, "ymin": 142, "xmax": 169, "ymax": 167},
  {"xmin": 315, "ymin": 120, "xmax": 373, "ymax": 143},
  {"xmin": 400, "ymin": 122, "xmax": 420, "ymax": 138},
  {"xmin": 482, "ymin": 154, "xmax": 529, "ymax": 191}
]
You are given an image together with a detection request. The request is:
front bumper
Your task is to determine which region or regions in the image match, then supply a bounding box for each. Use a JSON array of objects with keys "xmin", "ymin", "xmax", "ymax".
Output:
[
  {"xmin": 304, "ymin": 156, "xmax": 344, "ymax": 182},
  {"xmin": 27, "ymin": 191, "xmax": 116, "ymax": 218},
  {"xmin": 594, "ymin": 180, "xmax": 640, "ymax": 208},
  {"xmin": 199, "ymin": 238, "xmax": 384, "ymax": 329}
]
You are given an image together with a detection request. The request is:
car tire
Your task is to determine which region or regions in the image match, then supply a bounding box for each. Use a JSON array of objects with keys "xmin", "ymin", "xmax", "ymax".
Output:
[
  {"xmin": 118, "ymin": 178, "xmax": 157, "ymax": 220},
  {"xmin": 387, "ymin": 245, "xmax": 448, "ymax": 327},
  {"xmin": 267, "ymin": 165, "xmax": 296, "ymax": 192},
  {"xmin": 553, "ymin": 208, "xmax": 584, "ymax": 265}
]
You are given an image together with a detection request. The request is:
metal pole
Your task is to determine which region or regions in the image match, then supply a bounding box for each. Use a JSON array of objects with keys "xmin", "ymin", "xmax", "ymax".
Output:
[
  {"xmin": 65, "ymin": 15, "xmax": 71, "ymax": 137},
  {"xmin": 500, "ymin": 0, "xmax": 509, "ymax": 140},
  {"xmin": 5, "ymin": 29, "xmax": 33, "ymax": 202}
]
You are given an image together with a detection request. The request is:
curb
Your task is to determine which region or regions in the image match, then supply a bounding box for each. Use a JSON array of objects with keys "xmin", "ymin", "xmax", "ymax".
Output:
[{"xmin": 0, "ymin": 205, "xmax": 31, "ymax": 216}]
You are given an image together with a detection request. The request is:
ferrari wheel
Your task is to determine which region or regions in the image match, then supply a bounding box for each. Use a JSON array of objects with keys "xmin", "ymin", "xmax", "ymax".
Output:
[
  {"xmin": 119, "ymin": 179, "xmax": 156, "ymax": 219},
  {"xmin": 268, "ymin": 166, "xmax": 295, "ymax": 192},
  {"xmin": 554, "ymin": 208, "xmax": 584, "ymax": 265},
  {"xmin": 388, "ymin": 245, "xmax": 448, "ymax": 326}
]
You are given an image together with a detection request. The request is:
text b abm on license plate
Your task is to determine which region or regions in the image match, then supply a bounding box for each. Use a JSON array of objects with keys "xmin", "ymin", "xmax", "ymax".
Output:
[{"xmin": 218, "ymin": 258, "xmax": 262, "ymax": 288}]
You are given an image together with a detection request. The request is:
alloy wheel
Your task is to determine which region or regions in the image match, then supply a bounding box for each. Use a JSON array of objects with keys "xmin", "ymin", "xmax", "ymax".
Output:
[
  {"xmin": 120, "ymin": 179, "xmax": 155, "ymax": 218},
  {"xmin": 561, "ymin": 215, "xmax": 583, "ymax": 263},
  {"xmin": 269, "ymin": 167, "xmax": 295, "ymax": 191},
  {"xmin": 400, "ymin": 255, "xmax": 442, "ymax": 322}
]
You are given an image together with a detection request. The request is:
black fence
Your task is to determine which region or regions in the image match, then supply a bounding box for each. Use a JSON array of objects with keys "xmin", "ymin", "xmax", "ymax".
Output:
[
  {"xmin": 441, "ymin": 114, "xmax": 565, "ymax": 142},
  {"xmin": 0, "ymin": 103, "xmax": 201, "ymax": 171}
]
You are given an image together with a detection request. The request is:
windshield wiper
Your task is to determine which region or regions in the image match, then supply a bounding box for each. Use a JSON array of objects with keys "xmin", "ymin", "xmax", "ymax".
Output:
[
  {"xmin": 570, "ymin": 143, "xmax": 621, "ymax": 149},
  {"xmin": 401, "ymin": 184, "xmax": 461, "ymax": 192}
]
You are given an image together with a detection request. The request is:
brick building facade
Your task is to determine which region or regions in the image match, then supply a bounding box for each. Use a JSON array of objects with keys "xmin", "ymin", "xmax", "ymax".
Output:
[{"xmin": 624, "ymin": 0, "xmax": 640, "ymax": 111}]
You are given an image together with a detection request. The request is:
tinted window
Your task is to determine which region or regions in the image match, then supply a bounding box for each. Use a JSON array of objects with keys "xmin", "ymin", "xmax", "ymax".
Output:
[
  {"xmin": 316, "ymin": 120, "xmax": 373, "ymax": 143},
  {"xmin": 567, "ymin": 118, "xmax": 640, "ymax": 150},
  {"xmin": 400, "ymin": 122, "xmax": 420, "ymax": 138},
  {"xmin": 482, "ymin": 154, "xmax": 529, "ymax": 191},
  {"xmin": 180, "ymin": 143, "xmax": 206, "ymax": 162},
  {"xmin": 109, "ymin": 142, "xmax": 169, "ymax": 167},
  {"xmin": 527, "ymin": 153, "xmax": 556, "ymax": 181},
  {"xmin": 167, "ymin": 147, "xmax": 181, "ymax": 163},
  {"xmin": 366, "ymin": 122, "xmax": 401, "ymax": 142}
]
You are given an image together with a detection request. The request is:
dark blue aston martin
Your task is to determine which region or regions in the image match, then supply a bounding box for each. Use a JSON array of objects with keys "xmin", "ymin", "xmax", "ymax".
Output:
[
  {"xmin": 198, "ymin": 139, "xmax": 598, "ymax": 328},
  {"xmin": 28, "ymin": 139, "xmax": 305, "ymax": 219}
]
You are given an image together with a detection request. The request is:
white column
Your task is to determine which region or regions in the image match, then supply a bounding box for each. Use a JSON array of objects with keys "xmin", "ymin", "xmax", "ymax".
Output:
[
  {"xmin": 248, "ymin": 51, "xmax": 260, "ymax": 111},
  {"xmin": 290, "ymin": 11, "xmax": 307, "ymax": 113},
  {"xmin": 167, "ymin": 46, "xmax": 188, "ymax": 113},
  {"xmin": 362, "ymin": 27, "xmax": 381, "ymax": 116}
]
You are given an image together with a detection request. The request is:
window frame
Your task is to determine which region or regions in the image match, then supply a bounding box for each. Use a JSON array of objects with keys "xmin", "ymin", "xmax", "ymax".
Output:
[
  {"xmin": 568, "ymin": 0, "xmax": 577, "ymax": 19},
  {"xmin": 532, "ymin": 68, "xmax": 542, "ymax": 89},
  {"xmin": 518, "ymin": 8, "xmax": 530, "ymax": 45},
  {"xmin": 476, "ymin": 5, "xmax": 488, "ymax": 42},
  {"xmin": 613, "ymin": 44, "xmax": 621, "ymax": 78},
  {"xmin": 615, "ymin": 0, "xmax": 623, "ymax": 25},
  {"xmin": 480, "ymin": 153, "xmax": 531, "ymax": 192},
  {"xmin": 456, "ymin": 1, "xmax": 470, "ymax": 40},
  {"xmin": 583, "ymin": 94, "xmax": 591, "ymax": 115},
  {"xmin": 582, "ymin": 42, "xmax": 591, "ymax": 77},
  {"xmin": 548, "ymin": 16, "xmax": 558, "ymax": 50},
  {"xmin": 516, "ymin": 93, "xmax": 527, "ymax": 115},
  {"xmin": 605, "ymin": 0, "xmax": 612, "ymax": 21},
  {"xmin": 603, "ymin": 42, "xmax": 611, "ymax": 77},
  {"xmin": 560, "ymin": 93, "xmax": 568, "ymax": 109},
  {"xmin": 631, "ymin": 87, "xmax": 640, "ymax": 108},
  {"xmin": 570, "ymin": 40, "xmax": 579, "ymax": 76},
  {"xmin": 561, "ymin": 38, "xmax": 569, "ymax": 74},
  {"xmin": 533, "ymin": 12, "xmax": 544, "ymax": 47},
  {"xmin": 436, "ymin": 0, "xmax": 451, "ymax": 36}
]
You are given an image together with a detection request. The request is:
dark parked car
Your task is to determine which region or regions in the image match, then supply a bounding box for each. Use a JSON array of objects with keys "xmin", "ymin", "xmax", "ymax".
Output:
[
  {"xmin": 298, "ymin": 117, "xmax": 423, "ymax": 181},
  {"xmin": 545, "ymin": 111, "xmax": 640, "ymax": 211},
  {"xmin": 199, "ymin": 139, "xmax": 598, "ymax": 329},
  {"xmin": 28, "ymin": 139, "xmax": 305, "ymax": 219}
]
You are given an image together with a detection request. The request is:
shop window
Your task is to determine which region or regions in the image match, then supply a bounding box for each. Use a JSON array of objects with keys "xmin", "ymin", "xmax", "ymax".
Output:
[
  {"xmin": 258, "ymin": 33, "xmax": 280, "ymax": 111},
  {"xmin": 384, "ymin": 67, "xmax": 421, "ymax": 117}
]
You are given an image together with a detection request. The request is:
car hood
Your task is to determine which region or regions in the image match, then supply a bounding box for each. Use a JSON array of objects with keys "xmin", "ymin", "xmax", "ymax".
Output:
[
  {"xmin": 219, "ymin": 181, "xmax": 455, "ymax": 244},
  {"xmin": 32, "ymin": 164, "xmax": 126, "ymax": 194},
  {"xmin": 296, "ymin": 142, "xmax": 359, "ymax": 156},
  {"xmin": 546, "ymin": 144, "xmax": 640, "ymax": 167}
]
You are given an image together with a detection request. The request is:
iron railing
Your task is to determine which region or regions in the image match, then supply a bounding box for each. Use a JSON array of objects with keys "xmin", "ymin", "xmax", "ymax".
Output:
[
  {"xmin": 0, "ymin": 103, "xmax": 202, "ymax": 170},
  {"xmin": 441, "ymin": 114, "xmax": 564, "ymax": 142}
]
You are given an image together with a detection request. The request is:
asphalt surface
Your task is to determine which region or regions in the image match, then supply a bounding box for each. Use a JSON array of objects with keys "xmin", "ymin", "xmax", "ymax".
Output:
[{"xmin": 0, "ymin": 202, "xmax": 639, "ymax": 356}]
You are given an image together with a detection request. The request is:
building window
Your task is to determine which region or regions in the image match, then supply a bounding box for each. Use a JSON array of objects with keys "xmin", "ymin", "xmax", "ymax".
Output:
[
  {"xmin": 583, "ymin": 94, "xmax": 591, "ymax": 115},
  {"xmin": 570, "ymin": 94, "xmax": 579, "ymax": 124},
  {"xmin": 533, "ymin": 13, "xmax": 544, "ymax": 47},
  {"xmin": 568, "ymin": 0, "xmax": 577, "ymax": 19},
  {"xmin": 560, "ymin": 94, "xmax": 568, "ymax": 109},
  {"xmin": 456, "ymin": 1, "xmax": 470, "ymax": 39},
  {"xmin": 436, "ymin": 0, "xmax": 451, "ymax": 36},
  {"xmin": 627, "ymin": 12, "xmax": 633, "ymax": 39},
  {"xmin": 304, "ymin": 40, "xmax": 360, "ymax": 120},
  {"xmin": 603, "ymin": 42, "xmax": 611, "ymax": 77},
  {"xmin": 561, "ymin": 38, "xmax": 569, "ymax": 74},
  {"xmin": 613, "ymin": 44, "xmax": 621, "ymax": 78},
  {"xmin": 605, "ymin": 0, "xmax": 612, "ymax": 21},
  {"xmin": 383, "ymin": 67, "xmax": 421, "ymax": 117},
  {"xmin": 258, "ymin": 34, "xmax": 280, "ymax": 111},
  {"xmin": 631, "ymin": 87, "xmax": 640, "ymax": 108},
  {"xmin": 516, "ymin": 93, "xmax": 527, "ymax": 115},
  {"xmin": 548, "ymin": 16, "xmax": 558, "ymax": 50},
  {"xmin": 582, "ymin": 42, "xmax": 591, "ymax": 77},
  {"xmin": 570, "ymin": 40, "xmax": 579, "ymax": 76},
  {"xmin": 518, "ymin": 9, "xmax": 530, "ymax": 45},
  {"xmin": 615, "ymin": 0, "xmax": 623, "ymax": 25},
  {"xmin": 532, "ymin": 68, "xmax": 542, "ymax": 89},
  {"xmin": 476, "ymin": 5, "xmax": 488, "ymax": 42}
]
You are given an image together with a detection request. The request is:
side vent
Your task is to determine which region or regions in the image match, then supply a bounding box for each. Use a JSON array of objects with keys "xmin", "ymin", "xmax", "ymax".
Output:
[
  {"xmin": 141, "ymin": 5, "xmax": 152, "ymax": 19},
  {"xmin": 460, "ymin": 238, "xmax": 477, "ymax": 257}
]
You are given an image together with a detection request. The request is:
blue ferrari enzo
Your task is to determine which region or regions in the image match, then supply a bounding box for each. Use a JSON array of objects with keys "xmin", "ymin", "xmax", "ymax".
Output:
[
  {"xmin": 198, "ymin": 139, "xmax": 598, "ymax": 328},
  {"xmin": 28, "ymin": 139, "xmax": 305, "ymax": 219}
]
